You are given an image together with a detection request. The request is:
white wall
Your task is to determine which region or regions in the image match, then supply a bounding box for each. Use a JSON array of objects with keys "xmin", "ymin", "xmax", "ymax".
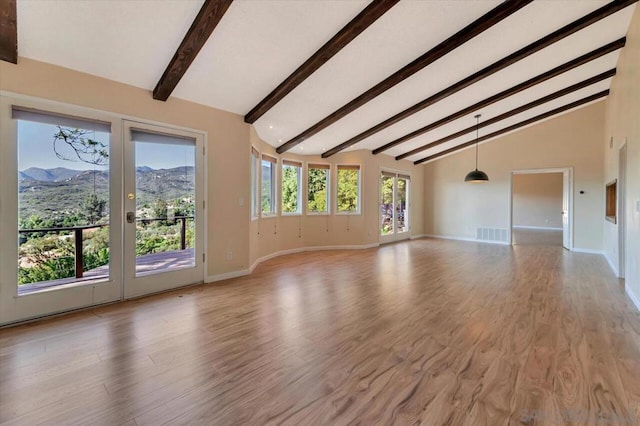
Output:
[
  {"xmin": 423, "ymin": 101, "xmax": 605, "ymax": 251},
  {"xmin": 603, "ymin": 4, "xmax": 640, "ymax": 305},
  {"xmin": 513, "ymin": 173, "xmax": 563, "ymax": 229}
]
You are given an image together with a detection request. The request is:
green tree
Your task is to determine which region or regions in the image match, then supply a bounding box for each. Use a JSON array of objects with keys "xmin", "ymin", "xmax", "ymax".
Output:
[
  {"xmin": 337, "ymin": 169, "xmax": 359, "ymax": 212},
  {"xmin": 307, "ymin": 168, "xmax": 327, "ymax": 212},
  {"xmin": 281, "ymin": 165, "xmax": 299, "ymax": 213},
  {"xmin": 380, "ymin": 176, "xmax": 394, "ymax": 235},
  {"xmin": 82, "ymin": 193, "xmax": 107, "ymax": 224},
  {"xmin": 152, "ymin": 199, "xmax": 168, "ymax": 219}
]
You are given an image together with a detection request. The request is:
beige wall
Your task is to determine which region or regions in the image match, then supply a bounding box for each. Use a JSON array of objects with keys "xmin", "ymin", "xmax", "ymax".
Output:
[
  {"xmin": 423, "ymin": 101, "xmax": 605, "ymax": 250},
  {"xmin": 512, "ymin": 173, "xmax": 563, "ymax": 229},
  {"xmin": 249, "ymin": 128, "xmax": 425, "ymax": 266},
  {"xmin": 0, "ymin": 58, "xmax": 425, "ymax": 283},
  {"xmin": 0, "ymin": 58, "xmax": 252, "ymax": 278},
  {"xmin": 603, "ymin": 4, "xmax": 640, "ymax": 302}
]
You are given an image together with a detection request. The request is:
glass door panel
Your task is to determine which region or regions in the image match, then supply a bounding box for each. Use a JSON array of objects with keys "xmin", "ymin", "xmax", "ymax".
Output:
[
  {"xmin": 1, "ymin": 97, "xmax": 122, "ymax": 325},
  {"xmin": 16, "ymin": 118, "xmax": 111, "ymax": 293},
  {"xmin": 397, "ymin": 176, "xmax": 409, "ymax": 234},
  {"xmin": 379, "ymin": 171, "xmax": 410, "ymax": 244},
  {"xmin": 123, "ymin": 121, "xmax": 204, "ymax": 299},
  {"xmin": 380, "ymin": 174, "xmax": 395, "ymax": 238},
  {"xmin": 133, "ymin": 137, "xmax": 196, "ymax": 276}
]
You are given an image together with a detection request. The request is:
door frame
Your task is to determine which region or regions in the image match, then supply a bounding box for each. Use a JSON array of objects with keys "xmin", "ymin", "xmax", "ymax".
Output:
[
  {"xmin": 379, "ymin": 168, "xmax": 411, "ymax": 244},
  {"xmin": 122, "ymin": 120, "xmax": 206, "ymax": 299},
  {"xmin": 619, "ymin": 141, "xmax": 627, "ymax": 279},
  {"xmin": 509, "ymin": 167, "xmax": 574, "ymax": 250},
  {"xmin": 0, "ymin": 93, "xmax": 123, "ymax": 325},
  {"xmin": 0, "ymin": 92, "xmax": 209, "ymax": 325}
]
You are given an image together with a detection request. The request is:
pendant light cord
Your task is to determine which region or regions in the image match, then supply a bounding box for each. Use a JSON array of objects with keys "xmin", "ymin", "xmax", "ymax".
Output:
[{"xmin": 474, "ymin": 114, "xmax": 481, "ymax": 170}]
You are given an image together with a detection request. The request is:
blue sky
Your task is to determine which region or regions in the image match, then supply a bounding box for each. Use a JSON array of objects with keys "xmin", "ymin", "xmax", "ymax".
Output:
[{"xmin": 18, "ymin": 121, "xmax": 194, "ymax": 171}]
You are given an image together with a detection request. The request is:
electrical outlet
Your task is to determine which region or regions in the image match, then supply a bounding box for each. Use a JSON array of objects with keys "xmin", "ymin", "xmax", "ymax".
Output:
[{"xmin": 226, "ymin": 250, "xmax": 233, "ymax": 261}]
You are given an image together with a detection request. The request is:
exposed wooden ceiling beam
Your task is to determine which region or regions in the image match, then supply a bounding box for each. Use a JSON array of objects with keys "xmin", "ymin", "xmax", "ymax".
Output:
[
  {"xmin": 0, "ymin": 0, "xmax": 17, "ymax": 64},
  {"xmin": 275, "ymin": 0, "xmax": 533, "ymax": 154},
  {"xmin": 244, "ymin": 0, "xmax": 400, "ymax": 124},
  {"xmin": 414, "ymin": 90, "xmax": 609, "ymax": 165},
  {"xmin": 153, "ymin": 0, "xmax": 234, "ymax": 101},
  {"xmin": 322, "ymin": 0, "xmax": 637, "ymax": 158},
  {"xmin": 401, "ymin": 69, "xmax": 614, "ymax": 161},
  {"xmin": 393, "ymin": 39, "xmax": 624, "ymax": 160}
]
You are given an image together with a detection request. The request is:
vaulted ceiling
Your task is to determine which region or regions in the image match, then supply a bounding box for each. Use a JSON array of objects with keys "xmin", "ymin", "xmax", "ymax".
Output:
[{"xmin": 16, "ymin": 0, "xmax": 637, "ymax": 164}]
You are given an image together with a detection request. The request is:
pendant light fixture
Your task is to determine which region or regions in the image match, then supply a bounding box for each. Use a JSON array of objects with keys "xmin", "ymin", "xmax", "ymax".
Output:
[{"xmin": 464, "ymin": 114, "xmax": 489, "ymax": 183}]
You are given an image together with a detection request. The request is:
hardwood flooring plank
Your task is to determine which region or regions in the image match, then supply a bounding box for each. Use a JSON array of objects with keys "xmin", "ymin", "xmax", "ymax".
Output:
[{"xmin": 1, "ymin": 239, "xmax": 638, "ymax": 425}]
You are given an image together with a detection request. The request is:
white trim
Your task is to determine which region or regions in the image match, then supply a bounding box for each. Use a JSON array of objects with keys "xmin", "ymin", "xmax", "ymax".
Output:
[
  {"xmin": 424, "ymin": 234, "xmax": 510, "ymax": 246},
  {"xmin": 605, "ymin": 252, "xmax": 620, "ymax": 276},
  {"xmin": 513, "ymin": 225, "xmax": 563, "ymax": 231},
  {"xmin": 206, "ymin": 268, "xmax": 251, "ymax": 283},
  {"xmin": 305, "ymin": 243, "xmax": 379, "ymax": 251},
  {"xmin": 512, "ymin": 168, "xmax": 569, "ymax": 175},
  {"xmin": 571, "ymin": 247, "xmax": 605, "ymax": 255},
  {"xmin": 625, "ymin": 285, "xmax": 640, "ymax": 312},
  {"xmin": 571, "ymin": 249, "xmax": 622, "ymax": 278},
  {"xmin": 410, "ymin": 234, "xmax": 427, "ymax": 240},
  {"xmin": 205, "ymin": 243, "xmax": 379, "ymax": 284}
]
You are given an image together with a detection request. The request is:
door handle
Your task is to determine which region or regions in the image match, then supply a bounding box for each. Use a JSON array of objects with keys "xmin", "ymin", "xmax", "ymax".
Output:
[{"xmin": 126, "ymin": 212, "xmax": 135, "ymax": 223}]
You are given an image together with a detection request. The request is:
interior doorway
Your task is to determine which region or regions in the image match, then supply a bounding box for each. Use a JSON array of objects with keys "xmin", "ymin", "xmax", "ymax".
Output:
[{"xmin": 510, "ymin": 168, "xmax": 573, "ymax": 249}]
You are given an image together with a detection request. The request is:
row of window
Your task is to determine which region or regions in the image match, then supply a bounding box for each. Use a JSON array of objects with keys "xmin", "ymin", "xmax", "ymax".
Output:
[{"xmin": 250, "ymin": 148, "xmax": 361, "ymax": 218}]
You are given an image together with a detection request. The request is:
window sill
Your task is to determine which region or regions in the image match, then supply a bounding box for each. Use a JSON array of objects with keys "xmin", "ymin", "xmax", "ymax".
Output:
[
  {"xmin": 335, "ymin": 212, "xmax": 361, "ymax": 216},
  {"xmin": 282, "ymin": 213, "xmax": 302, "ymax": 217}
]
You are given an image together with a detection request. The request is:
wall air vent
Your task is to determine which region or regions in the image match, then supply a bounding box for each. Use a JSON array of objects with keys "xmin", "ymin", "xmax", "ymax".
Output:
[{"xmin": 477, "ymin": 228, "xmax": 509, "ymax": 243}]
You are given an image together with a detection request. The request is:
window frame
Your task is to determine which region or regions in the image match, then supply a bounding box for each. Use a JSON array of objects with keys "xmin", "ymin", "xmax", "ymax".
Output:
[
  {"xmin": 250, "ymin": 147, "xmax": 259, "ymax": 220},
  {"xmin": 306, "ymin": 163, "xmax": 331, "ymax": 215},
  {"xmin": 335, "ymin": 164, "xmax": 362, "ymax": 215},
  {"xmin": 281, "ymin": 159, "xmax": 302, "ymax": 216},
  {"xmin": 260, "ymin": 154, "xmax": 278, "ymax": 218}
]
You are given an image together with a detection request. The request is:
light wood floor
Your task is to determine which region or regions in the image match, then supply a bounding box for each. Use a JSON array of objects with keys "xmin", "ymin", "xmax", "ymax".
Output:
[
  {"xmin": 512, "ymin": 228, "xmax": 563, "ymax": 247},
  {"xmin": 1, "ymin": 238, "xmax": 639, "ymax": 425}
]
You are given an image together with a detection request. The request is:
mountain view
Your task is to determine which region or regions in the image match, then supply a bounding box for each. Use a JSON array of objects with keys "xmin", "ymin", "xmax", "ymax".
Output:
[
  {"xmin": 19, "ymin": 166, "xmax": 194, "ymax": 220},
  {"xmin": 18, "ymin": 166, "xmax": 196, "ymax": 287}
]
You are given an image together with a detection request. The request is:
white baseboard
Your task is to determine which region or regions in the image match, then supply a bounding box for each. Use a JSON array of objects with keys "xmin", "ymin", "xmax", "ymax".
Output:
[
  {"xmin": 206, "ymin": 243, "xmax": 380, "ymax": 284},
  {"xmin": 424, "ymin": 234, "xmax": 510, "ymax": 246},
  {"xmin": 513, "ymin": 225, "xmax": 563, "ymax": 231},
  {"xmin": 206, "ymin": 268, "xmax": 251, "ymax": 283},
  {"xmin": 605, "ymin": 253, "xmax": 620, "ymax": 277},
  {"xmin": 571, "ymin": 248, "xmax": 623, "ymax": 278},
  {"xmin": 626, "ymin": 285, "xmax": 640, "ymax": 312},
  {"xmin": 571, "ymin": 247, "xmax": 605, "ymax": 255}
]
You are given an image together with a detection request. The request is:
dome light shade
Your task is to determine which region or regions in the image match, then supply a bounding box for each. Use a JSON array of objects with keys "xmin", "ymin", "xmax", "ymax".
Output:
[
  {"xmin": 465, "ymin": 114, "xmax": 489, "ymax": 183},
  {"xmin": 464, "ymin": 169, "xmax": 489, "ymax": 182}
]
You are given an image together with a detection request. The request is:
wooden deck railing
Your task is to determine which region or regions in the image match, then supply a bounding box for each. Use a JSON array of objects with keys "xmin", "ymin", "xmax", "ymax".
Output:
[{"xmin": 19, "ymin": 216, "xmax": 194, "ymax": 279}]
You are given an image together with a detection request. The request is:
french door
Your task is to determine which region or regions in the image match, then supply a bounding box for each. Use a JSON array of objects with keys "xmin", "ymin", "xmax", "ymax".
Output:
[
  {"xmin": 122, "ymin": 121, "xmax": 204, "ymax": 298},
  {"xmin": 0, "ymin": 96, "xmax": 123, "ymax": 324},
  {"xmin": 0, "ymin": 96, "xmax": 205, "ymax": 325},
  {"xmin": 380, "ymin": 170, "xmax": 410, "ymax": 244}
]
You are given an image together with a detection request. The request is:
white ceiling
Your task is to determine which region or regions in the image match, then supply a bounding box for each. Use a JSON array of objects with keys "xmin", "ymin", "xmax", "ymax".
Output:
[{"xmin": 17, "ymin": 0, "xmax": 637, "ymax": 163}]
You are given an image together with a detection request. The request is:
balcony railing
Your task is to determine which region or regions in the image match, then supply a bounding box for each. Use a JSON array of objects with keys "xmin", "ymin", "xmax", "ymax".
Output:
[{"xmin": 19, "ymin": 216, "xmax": 194, "ymax": 279}]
